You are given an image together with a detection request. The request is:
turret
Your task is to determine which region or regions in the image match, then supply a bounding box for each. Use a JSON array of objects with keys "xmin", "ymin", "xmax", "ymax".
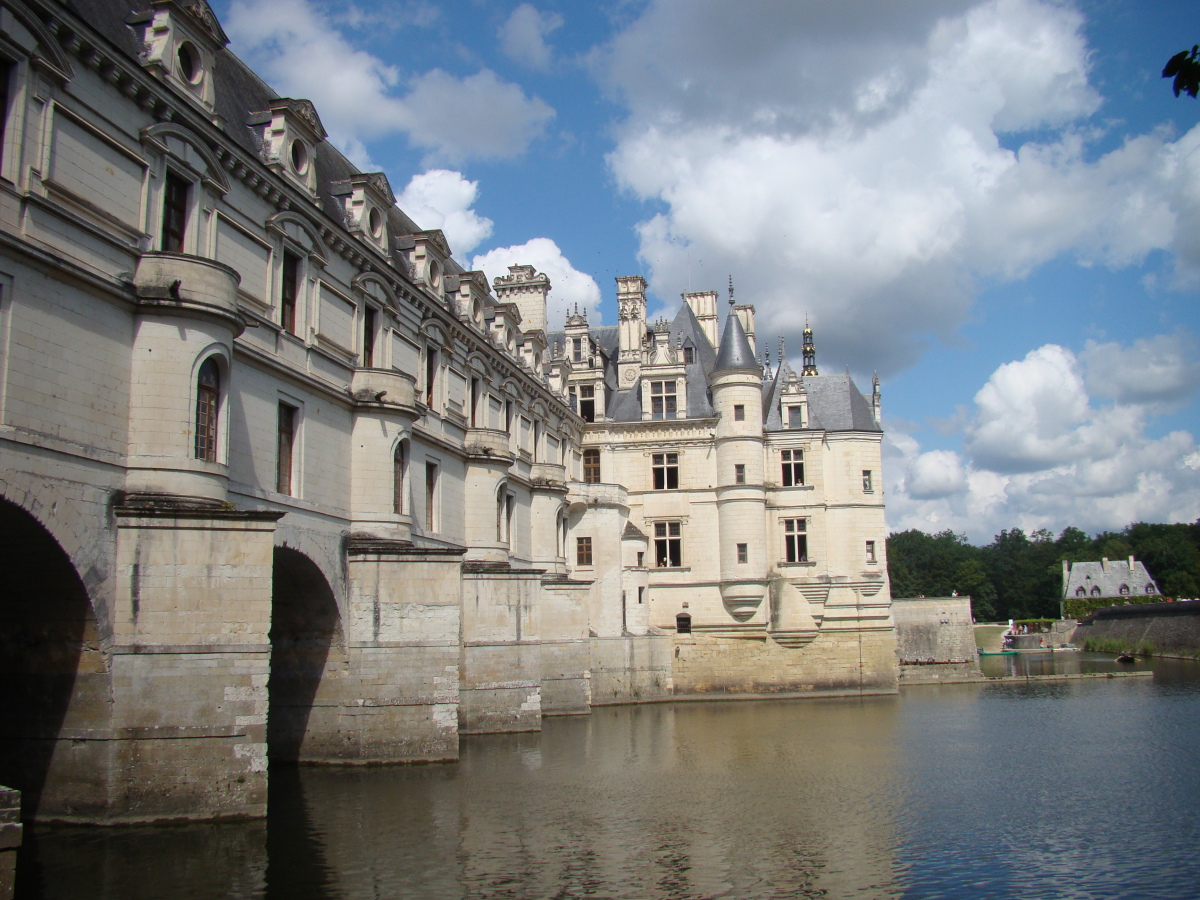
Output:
[
  {"xmin": 616, "ymin": 276, "xmax": 646, "ymax": 389},
  {"xmin": 802, "ymin": 320, "xmax": 817, "ymax": 376},
  {"xmin": 493, "ymin": 264, "xmax": 550, "ymax": 334},
  {"xmin": 711, "ymin": 283, "xmax": 768, "ymax": 623}
]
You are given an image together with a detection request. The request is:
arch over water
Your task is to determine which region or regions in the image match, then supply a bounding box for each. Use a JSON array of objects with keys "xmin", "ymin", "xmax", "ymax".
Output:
[
  {"xmin": 268, "ymin": 546, "xmax": 346, "ymax": 764},
  {"xmin": 0, "ymin": 498, "xmax": 110, "ymax": 820}
]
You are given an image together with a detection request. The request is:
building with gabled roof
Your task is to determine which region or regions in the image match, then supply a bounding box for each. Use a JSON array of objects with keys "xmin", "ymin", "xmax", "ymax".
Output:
[{"xmin": 1063, "ymin": 557, "xmax": 1161, "ymax": 601}]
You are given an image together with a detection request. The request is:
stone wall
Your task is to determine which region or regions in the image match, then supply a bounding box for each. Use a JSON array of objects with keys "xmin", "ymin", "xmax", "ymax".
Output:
[
  {"xmin": 892, "ymin": 597, "xmax": 981, "ymax": 683},
  {"xmin": 589, "ymin": 634, "xmax": 674, "ymax": 705},
  {"xmin": 0, "ymin": 786, "xmax": 19, "ymax": 900},
  {"xmin": 671, "ymin": 629, "xmax": 898, "ymax": 696},
  {"xmin": 1072, "ymin": 603, "xmax": 1200, "ymax": 657}
]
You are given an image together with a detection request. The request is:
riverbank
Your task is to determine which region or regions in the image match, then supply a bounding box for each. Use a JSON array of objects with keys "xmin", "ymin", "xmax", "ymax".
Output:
[
  {"xmin": 901, "ymin": 669, "xmax": 1153, "ymax": 687},
  {"xmin": 1072, "ymin": 601, "xmax": 1200, "ymax": 659}
]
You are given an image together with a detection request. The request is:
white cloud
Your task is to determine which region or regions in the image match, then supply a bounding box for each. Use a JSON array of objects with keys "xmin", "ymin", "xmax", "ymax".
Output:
[
  {"xmin": 472, "ymin": 239, "xmax": 603, "ymax": 327},
  {"xmin": 886, "ymin": 339, "xmax": 1200, "ymax": 542},
  {"xmin": 500, "ymin": 4, "xmax": 564, "ymax": 71},
  {"xmin": 596, "ymin": 0, "xmax": 1200, "ymax": 378},
  {"xmin": 1080, "ymin": 332, "xmax": 1200, "ymax": 408},
  {"xmin": 396, "ymin": 170, "xmax": 494, "ymax": 256},
  {"xmin": 226, "ymin": 0, "xmax": 554, "ymax": 162}
]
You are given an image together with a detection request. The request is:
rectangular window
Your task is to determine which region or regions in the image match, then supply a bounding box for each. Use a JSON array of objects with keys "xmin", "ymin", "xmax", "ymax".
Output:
[
  {"xmin": 470, "ymin": 379, "xmax": 481, "ymax": 427},
  {"xmin": 654, "ymin": 521, "xmax": 682, "ymax": 568},
  {"xmin": 276, "ymin": 403, "xmax": 296, "ymax": 495},
  {"xmin": 362, "ymin": 307, "xmax": 376, "ymax": 367},
  {"xmin": 583, "ymin": 448, "xmax": 601, "ymax": 484},
  {"xmin": 866, "ymin": 540, "xmax": 877, "ymax": 563},
  {"xmin": 393, "ymin": 444, "xmax": 405, "ymax": 515},
  {"xmin": 781, "ymin": 449, "xmax": 804, "ymax": 487},
  {"xmin": 684, "ymin": 346, "xmax": 695, "ymax": 365},
  {"xmin": 425, "ymin": 462, "xmax": 438, "ymax": 531},
  {"xmin": 577, "ymin": 536, "xmax": 593, "ymax": 567},
  {"xmin": 579, "ymin": 384, "xmax": 595, "ymax": 423},
  {"xmin": 572, "ymin": 337, "xmax": 583, "ymax": 362},
  {"xmin": 637, "ymin": 586, "xmax": 644, "ymax": 604},
  {"xmin": 733, "ymin": 404, "xmax": 745, "ymax": 421},
  {"xmin": 162, "ymin": 171, "xmax": 189, "ymax": 253},
  {"xmin": 425, "ymin": 348, "xmax": 438, "ymax": 408},
  {"xmin": 652, "ymin": 452, "xmax": 679, "ymax": 490},
  {"xmin": 788, "ymin": 406, "xmax": 804, "ymax": 428},
  {"xmin": 280, "ymin": 250, "xmax": 300, "ymax": 334},
  {"xmin": 636, "ymin": 551, "xmax": 645, "ymax": 567},
  {"xmin": 863, "ymin": 470, "xmax": 874, "ymax": 492},
  {"xmin": 734, "ymin": 463, "xmax": 746, "ymax": 485},
  {"xmin": 1, "ymin": 62, "xmax": 13, "ymax": 168},
  {"xmin": 737, "ymin": 543, "xmax": 748, "ymax": 564},
  {"xmin": 651, "ymin": 381, "xmax": 677, "ymax": 420},
  {"xmin": 784, "ymin": 519, "xmax": 808, "ymax": 564}
]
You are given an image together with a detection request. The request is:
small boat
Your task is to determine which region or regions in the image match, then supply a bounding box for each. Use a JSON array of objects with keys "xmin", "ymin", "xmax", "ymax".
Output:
[
  {"xmin": 1115, "ymin": 653, "xmax": 1137, "ymax": 663},
  {"xmin": 977, "ymin": 648, "xmax": 1019, "ymax": 656}
]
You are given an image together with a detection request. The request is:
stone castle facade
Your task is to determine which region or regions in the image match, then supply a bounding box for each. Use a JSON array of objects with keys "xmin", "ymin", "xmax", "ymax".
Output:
[{"xmin": 0, "ymin": 0, "xmax": 895, "ymax": 823}]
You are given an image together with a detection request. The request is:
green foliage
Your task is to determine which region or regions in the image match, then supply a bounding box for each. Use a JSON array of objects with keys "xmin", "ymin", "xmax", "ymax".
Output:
[
  {"xmin": 1164, "ymin": 46, "xmax": 1200, "ymax": 98},
  {"xmin": 1064, "ymin": 594, "xmax": 1161, "ymax": 620},
  {"xmin": 887, "ymin": 520, "xmax": 1200, "ymax": 623}
]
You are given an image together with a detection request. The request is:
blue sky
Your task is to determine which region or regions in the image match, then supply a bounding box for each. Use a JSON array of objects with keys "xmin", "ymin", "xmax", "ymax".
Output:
[{"xmin": 213, "ymin": 0, "xmax": 1200, "ymax": 543}]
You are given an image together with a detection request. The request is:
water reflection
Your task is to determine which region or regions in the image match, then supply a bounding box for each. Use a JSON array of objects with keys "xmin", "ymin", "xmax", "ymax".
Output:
[{"xmin": 15, "ymin": 659, "xmax": 1200, "ymax": 900}]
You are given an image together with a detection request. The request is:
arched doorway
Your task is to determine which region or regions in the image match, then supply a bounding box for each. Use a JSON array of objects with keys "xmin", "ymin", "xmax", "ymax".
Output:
[
  {"xmin": 0, "ymin": 499, "xmax": 108, "ymax": 820},
  {"xmin": 268, "ymin": 547, "xmax": 345, "ymax": 764}
]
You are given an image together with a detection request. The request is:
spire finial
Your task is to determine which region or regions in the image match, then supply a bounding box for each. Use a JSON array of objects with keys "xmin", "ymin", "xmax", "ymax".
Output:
[{"xmin": 728, "ymin": 275, "xmax": 735, "ymax": 306}]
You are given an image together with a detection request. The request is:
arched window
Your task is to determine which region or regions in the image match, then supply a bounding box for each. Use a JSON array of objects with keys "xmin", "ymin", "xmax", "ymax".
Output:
[
  {"xmin": 1119, "ymin": 584, "xmax": 1129, "ymax": 596},
  {"xmin": 1146, "ymin": 584, "xmax": 1157, "ymax": 595},
  {"xmin": 393, "ymin": 441, "xmax": 407, "ymax": 515},
  {"xmin": 194, "ymin": 357, "xmax": 220, "ymax": 461},
  {"xmin": 1091, "ymin": 586, "xmax": 1101, "ymax": 596},
  {"xmin": 1075, "ymin": 587, "xmax": 1086, "ymax": 597},
  {"xmin": 675, "ymin": 613, "xmax": 692, "ymax": 634}
]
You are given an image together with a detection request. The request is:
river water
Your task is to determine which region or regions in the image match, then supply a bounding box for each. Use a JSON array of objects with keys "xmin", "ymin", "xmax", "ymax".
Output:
[{"xmin": 15, "ymin": 654, "xmax": 1200, "ymax": 899}]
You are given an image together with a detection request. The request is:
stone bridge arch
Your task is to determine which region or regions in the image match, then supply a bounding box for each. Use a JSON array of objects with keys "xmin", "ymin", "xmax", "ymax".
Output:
[
  {"xmin": 0, "ymin": 494, "xmax": 112, "ymax": 821},
  {"xmin": 269, "ymin": 543, "xmax": 348, "ymax": 764}
]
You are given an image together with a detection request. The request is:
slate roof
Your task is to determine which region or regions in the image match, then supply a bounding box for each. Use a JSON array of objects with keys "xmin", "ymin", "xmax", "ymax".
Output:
[
  {"xmin": 68, "ymin": 0, "xmax": 444, "ymax": 267},
  {"xmin": 713, "ymin": 309, "xmax": 759, "ymax": 373},
  {"xmin": 1063, "ymin": 559, "xmax": 1160, "ymax": 599}
]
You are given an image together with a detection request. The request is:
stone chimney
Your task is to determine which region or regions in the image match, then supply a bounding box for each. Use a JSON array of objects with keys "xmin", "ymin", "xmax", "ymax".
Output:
[
  {"xmin": 493, "ymin": 264, "xmax": 550, "ymax": 334},
  {"xmin": 733, "ymin": 304, "xmax": 756, "ymax": 355},
  {"xmin": 683, "ymin": 290, "xmax": 719, "ymax": 348},
  {"xmin": 616, "ymin": 276, "xmax": 646, "ymax": 389}
]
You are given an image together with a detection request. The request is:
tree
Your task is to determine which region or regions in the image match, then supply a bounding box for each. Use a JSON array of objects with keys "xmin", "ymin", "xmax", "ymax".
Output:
[{"xmin": 1163, "ymin": 46, "xmax": 1200, "ymax": 98}]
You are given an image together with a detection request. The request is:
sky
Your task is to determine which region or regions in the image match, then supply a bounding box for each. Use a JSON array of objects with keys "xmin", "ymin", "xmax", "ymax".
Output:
[{"xmin": 212, "ymin": 0, "xmax": 1200, "ymax": 544}]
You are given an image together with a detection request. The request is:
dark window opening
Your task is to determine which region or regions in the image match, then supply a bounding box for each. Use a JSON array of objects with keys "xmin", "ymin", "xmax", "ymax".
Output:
[
  {"xmin": 675, "ymin": 613, "xmax": 691, "ymax": 634},
  {"xmin": 583, "ymin": 448, "xmax": 601, "ymax": 484},
  {"xmin": 654, "ymin": 521, "xmax": 681, "ymax": 568},
  {"xmin": 425, "ymin": 348, "xmax": 438, "ymax": 408},
  {"xmin": 734, "ymin": 463, "xmax": 745, "ymax": 485},
  {"xmin": 784, "ymin": 519, "xmax": 807, "ymax": 564},
  {"xmin": 651, "ymin": 381, "xmax": 677, "ymax": 420},
  {"xmin": 393, "ymin": 444, "xmax": 405, "ymax": 515},
  {"xmin": 734, "ymin": 404, "xmax": 745, "ymax": 421},
  {"xmin": 280, "ymin": 250, "xmax": 300, "ymax": 334},
  {"xmin": 162, "ymin": 171, "xmax": 189, "ymax": 253},
  {"xmin": 579, "ymin": 384, "xmax": 595, "ymax": 423},
  {"xmin": 652, "ymin": 452, "xmax": 679, "ymax": 490},
  {"xmin": 782, "ymin": 449, "xmax": 804, "ymax": 487},
  {"xmin": 276, "ymin": 402, "xmax": 296, "ymax": 495},
  {"xmin": 425, "ymin": 462, "xmax": 438, "ymax": 531},
  {"xmin": 684, "ymin": 346, "xmax": 695, "ymax": 365},
  {"xmin": 737, "ymin": 543, "xmax": 748, "ymax": 564},
  {"xmin": 362, "ymin": 307, "xmax": 376, "ymax": 367},
  {"xmin": 194, "ymin": 357, "xmax": 220, "ymax": 462}
]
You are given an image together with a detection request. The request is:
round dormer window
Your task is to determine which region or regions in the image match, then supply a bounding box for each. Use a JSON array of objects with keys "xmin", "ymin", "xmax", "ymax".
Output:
[
  {"xmin": 472, "ymin": 298, "xmax": 482, "ymax": 324},
  {"xmin": 368, "ymin": 207, "xmax": 383, "ymax": 239},
  {"xmin": 289, "ymin": 139, "xmax": 309, "ymax": 175},
  {"xmin": 506, "ymin": 328, "xmax": 515, "ymax": 350},
  {"xmin": 177, "ymin": 41, "xmax": 203, "ymax": 84},
  {"xmin": 427, "ymin": 258, "xmax": 443, "ymax": 289}
]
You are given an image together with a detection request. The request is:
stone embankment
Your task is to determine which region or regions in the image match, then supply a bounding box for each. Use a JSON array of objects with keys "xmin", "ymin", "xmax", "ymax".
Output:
[
  {"xmin": 1072, "ymin": 602, "xmax": 1200, "ymax": 658},
  {"xmin": 893, "ymin": 596, "xmax": 982, "ymax": 683},
  {"xmin": 0, "ymin": 785, "xmax": 19, "ymax": 900}
]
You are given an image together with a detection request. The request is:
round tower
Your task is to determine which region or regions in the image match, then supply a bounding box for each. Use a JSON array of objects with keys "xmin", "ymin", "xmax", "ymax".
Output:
[{"xmin": 710, "ymin": 287, "xmax": 768, "ymax": 622}]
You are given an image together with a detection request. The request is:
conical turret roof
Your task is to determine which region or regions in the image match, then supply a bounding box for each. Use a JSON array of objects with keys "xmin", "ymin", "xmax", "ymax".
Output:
[{"xmin": 713, "ymin": 308, "xmax": 759, "ymax": 373}]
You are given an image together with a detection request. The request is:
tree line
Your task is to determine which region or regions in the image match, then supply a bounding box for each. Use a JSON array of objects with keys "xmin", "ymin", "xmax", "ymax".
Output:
[{"xmin": 886, "ymin": 522, "xmax": 1200, "ymax": 622}]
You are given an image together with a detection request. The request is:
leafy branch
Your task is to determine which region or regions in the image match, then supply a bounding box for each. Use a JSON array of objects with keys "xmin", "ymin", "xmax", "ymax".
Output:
[{"xmin": 1163, "ymin": 45, "xmax": 1199, "ymax": 98}]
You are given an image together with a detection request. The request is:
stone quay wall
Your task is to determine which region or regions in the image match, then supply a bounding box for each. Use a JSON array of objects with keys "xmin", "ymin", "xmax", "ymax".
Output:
[
  {"xmin": 1072, "ymin": 603, "xmax": 1200, "ymax": 657},
  {"xmin": 893, "ymin": 596, "xmax": 981, "ymax": 683}
]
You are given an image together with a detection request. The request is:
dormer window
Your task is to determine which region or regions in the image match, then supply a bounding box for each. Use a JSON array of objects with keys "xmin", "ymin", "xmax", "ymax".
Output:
[
  {"xmin": 404, "ymin": 230, "xmax": 451, "ymax": 294},
  {"xmin": 135, "ymin": 0, "xmax": 230, "ymax": 114},
  {"xmin": 250, "ymin": 98, "xmax": 326, "ymax": 197},
  {"xmin": 334, "ymin": 172, "xmax": 394, "ymax": 256}
]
